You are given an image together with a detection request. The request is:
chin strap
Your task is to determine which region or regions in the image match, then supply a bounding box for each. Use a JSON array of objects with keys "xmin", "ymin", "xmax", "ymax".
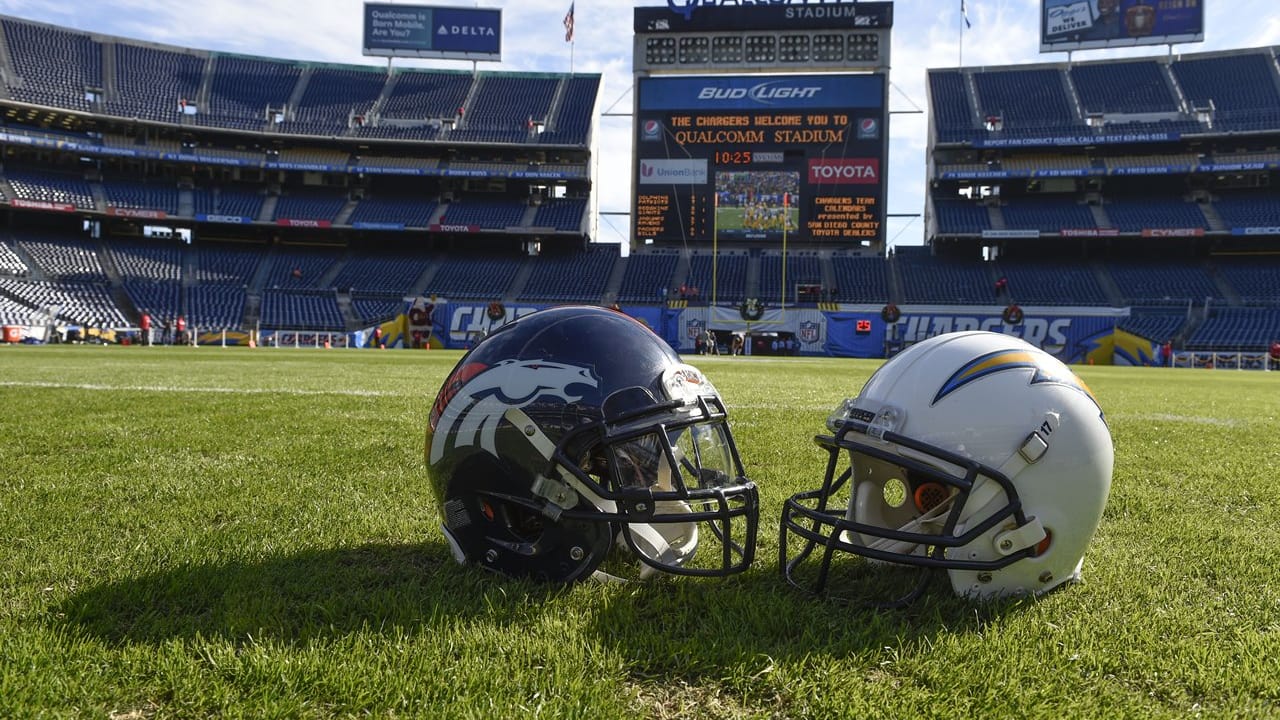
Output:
[{"xmin": 954, "ymin": 412, "xmax": 1059, "ymax": 555}]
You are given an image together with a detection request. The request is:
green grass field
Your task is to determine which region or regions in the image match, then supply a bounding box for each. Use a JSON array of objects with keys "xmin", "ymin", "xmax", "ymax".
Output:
[
  {"xmin": 2, "ymin": 345, "xmax": 1278, "ymax": 718},
  {"xmin": 715, "ymin": 206, "xmax": 801, "ymax": 234}
]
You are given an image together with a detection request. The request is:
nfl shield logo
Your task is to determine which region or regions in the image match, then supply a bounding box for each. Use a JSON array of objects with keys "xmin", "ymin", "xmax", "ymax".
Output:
[
  {"xmin": 798, "ymin": 321, "xmax": 821, "ymax": 344},
  {"xmin": 686, "ymin": 319, "xmax": 705, "ymax": 339}
]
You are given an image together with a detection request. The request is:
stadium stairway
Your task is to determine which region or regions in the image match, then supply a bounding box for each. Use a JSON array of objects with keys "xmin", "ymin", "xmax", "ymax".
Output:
[
  {"xmin": 5, "ymin": 234, "xmax": 45, "ymax": 281},
  {"xmin": 177, "ymin": 187, "xmax": 194, "ymax": 217},
  {"xmin": 988, "ymin": 204, "xmax": 1006, "ymax": 230},
  {"xmin": 1207, "ymin": 261, "xmax": 1242, "ymax": 306},
  {"xmin": 504, "ymin": 260, "xmax": 533, "ymax": 303},
  {"xmin": 1090, "ymin": 260, "xmax": 1125, "ymax": 306},
  {"xmin": 0, "ymin": 24, "xmax": 15, "ymax": 94},
  {"xmin": 336, "ymin": 291, "xmax": 357, "ymax": 330},
  {"xmin": 409, "ymin": 260, "xmax": 440, "ymax": 298},
  {"xmin": 257, "ymin": 194, "xmax": 278, "ymax": 222},
  {"xmin": 1089, "ymin": 203, "xmax": 1110, "ymax": 229},
  {"xmin": 1199, "ymin": 201, "xmax": 1227, "ymax": 232},
  {"xmin": 334, "ymin": 198, "xmax": 359, "ymax": 226},
  {"xmin": 602, "ymin": 253, "xmax": 627, "ymax": 306},
  {"xmin": 744, "ymin": 252, "xmax": 761, "ymax": 300}
]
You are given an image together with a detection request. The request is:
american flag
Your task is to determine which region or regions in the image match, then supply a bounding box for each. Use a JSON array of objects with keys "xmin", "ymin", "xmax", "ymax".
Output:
[{"xmin": 563, "ymin": 2, "xmax": 575, "ymax": 42}]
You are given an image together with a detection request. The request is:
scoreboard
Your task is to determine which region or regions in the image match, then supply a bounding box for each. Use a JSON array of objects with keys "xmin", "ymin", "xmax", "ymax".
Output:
[{"xmin": 632, "ymin": 73, "xmax": 886, "ymax": 247}]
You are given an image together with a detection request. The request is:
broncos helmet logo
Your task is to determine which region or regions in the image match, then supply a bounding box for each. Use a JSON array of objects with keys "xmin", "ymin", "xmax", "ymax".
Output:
[{"xmin": 429, "ymin": 359, "xmax": 599, "ymax": 463}]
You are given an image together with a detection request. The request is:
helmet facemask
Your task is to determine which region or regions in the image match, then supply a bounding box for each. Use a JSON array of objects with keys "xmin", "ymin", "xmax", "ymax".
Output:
[{"xmin": 781, "ymin": 414, "xmax": 1046, "ymax": 608}]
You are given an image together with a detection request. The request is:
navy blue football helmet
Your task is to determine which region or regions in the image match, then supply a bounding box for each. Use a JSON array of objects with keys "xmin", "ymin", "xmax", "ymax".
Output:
[{"xmin": 426, "ymin": 305, "xmax": 758, "ymax": 582}]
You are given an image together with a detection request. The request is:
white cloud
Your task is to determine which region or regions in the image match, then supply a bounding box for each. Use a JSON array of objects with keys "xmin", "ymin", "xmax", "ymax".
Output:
[{"xmin": 1, "ymin": 0, "xmax": 1278, "ymax": 248}]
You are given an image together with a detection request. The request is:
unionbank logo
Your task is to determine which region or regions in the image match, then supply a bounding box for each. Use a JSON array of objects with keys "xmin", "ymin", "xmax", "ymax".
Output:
[
  {"xmin": 639, "ymin": 159, "xmax": 708, "ymax": 185},
  {"xmin": 808, "ymin": 158, "xmax": 879, "ymax": 184}
]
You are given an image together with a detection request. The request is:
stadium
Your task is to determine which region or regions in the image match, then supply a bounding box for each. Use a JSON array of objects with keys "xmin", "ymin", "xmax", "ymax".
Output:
[
  {"xmin": 0, "ymin": 3, "xmax": 1275, "ymax": 366},
  {"xmin": 2, "ymin": 1, "xmax": 1279, "ymax": 717}
]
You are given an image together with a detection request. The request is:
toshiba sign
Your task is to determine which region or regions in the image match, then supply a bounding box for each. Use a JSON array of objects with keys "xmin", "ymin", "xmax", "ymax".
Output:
[{"xmin": 808, "ymin": 158, "xmax": 879, "ymax": 184}]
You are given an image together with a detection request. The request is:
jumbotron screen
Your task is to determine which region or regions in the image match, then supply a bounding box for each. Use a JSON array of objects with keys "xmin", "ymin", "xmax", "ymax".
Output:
[{"xmin": 633, "ymin": 73, "xmax": 886, "ymax": 246}]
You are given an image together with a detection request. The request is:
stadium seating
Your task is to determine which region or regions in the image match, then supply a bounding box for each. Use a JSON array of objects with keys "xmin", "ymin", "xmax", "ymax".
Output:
[
  {"xmin": 972, "ymin": 68, "xmax": 1076, "ymax": 133},
  {"xmin": 927, "ymin": 70, "xmax": 973, "ymax": 144},
  {"xmin": 426, "ymin": 253, "xmax": 524, "ymax": 300},
  {"xmin": 1106, "ymin": 259, "xmax": 1223, "ymax": 306},
  {"xmin": 685, "ymin": 251, "xmax": 747, "ymax": 303},
  {"xmin": 758, "ymin": 251, "xmax": 823, "ymax": 304},
  {"xmin": 330, "ymin": 253, "xmax": 433, "ymax": 295},
  {"xmin": 519, "ymin": 245, "xmax": 616, "ymax": 303},
  {"xmin": 932, "ymin": 198, "xmax": 993, "ymax": 235},
  {"xmin": 992, "ymin": 258, "xmax": 1109, "ymax": 306},
  {"xmin": 2, "ymin": 19, "xmax": 102, "ymax": 112},
  {"xmin": 123, "ymin": 279, "xmax": 181, "ymax": 322},
  {"xmin": 438, "ymin": 198, "xmax": 527, "ymax": 229},
  {"xmin": 1103, "ymin": 197, "xmax": 1207, "ymax": 233},
  {"xmin": 259, "ymin": 288, "xmax": 343, "ymax": 330},
  {"xmin": 1118, "ymin": 309, "xmax": 1187, "ymax": 343},
  {"xmin": 452, "ymin": 75, "xmax": 559, "ymax": 144},
  {"xmin": 107, "ymin": 43, "xmax": 203, "ymax": 122},
  {"xmin": 540, "ymin": 76, "xmax": 601, "ymax": 145},
  {"xmin": 284, "ymin": 67, "xmax": 386, "ymax": 136},
  {"xmin": 193, "ymin": 243, "xmax": 265, "ymax": 286},
  {"xmin": 105, "ymin": 239, "xmax": 182, "ymax": 282},
  {"xmin": 264, "ymin": 247, "xmax": 341, "ymax": 289},
  {"xmin": 347, "ymin": 196, "xmax": 439, "ymax": 228},
  {"xmin": 1185, "ymin": 307, "xmax": 1280, "ymax": 351},
  {"xmin": 1001, "ymin": 197, "xmax": 1096, "ymax": 233},
  {"xmin": 272, "ymin": 188, "xmax": 348, "ymax": 222},
  {"xmin": 1171, "ymin": 53, "xmax": 1280, "ymax": 132},
  {"xmin": 1070, "ymin": 59, "xmax": 1178, "ymax": 115},
  {"xmin": 187, "ymin": 284, "xmax": 246, "ymax": 330},
  {"xmin": 1214, "ymin": 255, "xmax": 1280, "ymax": 305},
  {"xmin": 829, "ymin": 254, "xmax": 889, "ymax": 304},
  {"xmin": 0, "ymin": 277, "xmax": 127, "ymax": 326},
  {"xmin": 101, "ymin": 179, "xmax": 180, "ymax": 215},
  {"xmin": 15, "ymin": 233, "xmax": 106, "ymax": 282},
  {"xmin": 380, "ymin": 70, "xmax": 472, "ymax": 121},
  {"xmin": 615, "ymin": 250, "xmax": 680, "ymax": 303},
  {"xmin": 202, "ymin": 55, "xmax": 300, "ymax": 130},
  {"xmin": 531, "ymin": 198, "xmax": 587, "ymax": 232},
  {"xmin": 350, "ymin": 294, "xmax": 406, "ymax": 326},
  {"xmin": 1212, "ymin": 192, "xmax": 1280, "ymax": 230},
  {"xmin": 5, "ymin": 168, "xmax": 96, "ymax": 210},
  {"xmin": 0, "ymin": 239, "xmax": 30, "ymax": 275},
  {"xmin": 894, "ymin": 246, "xmax": 993, "ymax": 304}
]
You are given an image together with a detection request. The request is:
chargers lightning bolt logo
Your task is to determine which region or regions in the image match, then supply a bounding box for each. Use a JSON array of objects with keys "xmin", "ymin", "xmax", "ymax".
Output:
[
  {"xmin": 933, "ymin": 349, "xmax": 1100, "ymax": 408},
  {"xmin": 429, "ymin": 360, "xmax": 598, "ymax": 463}
]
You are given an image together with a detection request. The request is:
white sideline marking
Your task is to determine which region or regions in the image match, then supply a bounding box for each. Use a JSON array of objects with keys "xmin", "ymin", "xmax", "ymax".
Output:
[
  {"xmin": 0, "ymin": 380, "xmax": 397, "ymax": 397},
  {"xmin": 1121, "ymin": 412, "xmax": 1242, "ymax": 428}
]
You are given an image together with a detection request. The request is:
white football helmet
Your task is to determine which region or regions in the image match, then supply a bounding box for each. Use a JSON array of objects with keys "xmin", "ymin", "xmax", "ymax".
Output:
[{"xmin": 780, "ymin": 331, "xmax": 1113, "ymax": 605}]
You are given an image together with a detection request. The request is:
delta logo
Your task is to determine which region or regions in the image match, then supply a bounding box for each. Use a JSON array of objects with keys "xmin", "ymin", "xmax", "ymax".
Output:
[{"xmin": 808, "ymin": 158, "xmax": 879, "ymax": 184}]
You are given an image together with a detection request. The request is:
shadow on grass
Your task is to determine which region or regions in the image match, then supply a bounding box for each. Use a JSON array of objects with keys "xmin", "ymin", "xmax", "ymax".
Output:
[
  {"xmin": 56, "ymin": 541, "xmax": 565, "ymax": 646},
  {"xmin": 56, "ymin": 540, "xmax": 1031, "ymax": 665}
]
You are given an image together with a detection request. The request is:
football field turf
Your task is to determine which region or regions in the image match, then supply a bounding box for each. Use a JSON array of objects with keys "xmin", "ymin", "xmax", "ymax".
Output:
[{"xmin": 2, "ymin": 345, "xmax": 1276, "ymax": 718}]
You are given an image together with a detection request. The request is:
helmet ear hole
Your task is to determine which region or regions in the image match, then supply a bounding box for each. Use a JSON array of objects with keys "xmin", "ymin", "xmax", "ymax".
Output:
[{"xmin": 882, "ymin": 477, "xmax": 908, "ymax": 508}]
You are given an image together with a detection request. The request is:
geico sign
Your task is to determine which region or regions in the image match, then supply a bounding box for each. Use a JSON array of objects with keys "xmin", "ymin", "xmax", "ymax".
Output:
[{"xmin": 808, "ymin": 158, "xmax": 879, "ymax": 184}]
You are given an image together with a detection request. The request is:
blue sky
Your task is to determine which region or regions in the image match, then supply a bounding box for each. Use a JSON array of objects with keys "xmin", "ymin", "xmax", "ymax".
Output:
[{"xmin": 1, "ymin": 0, "xmax": 1277, "ymax": 248}]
